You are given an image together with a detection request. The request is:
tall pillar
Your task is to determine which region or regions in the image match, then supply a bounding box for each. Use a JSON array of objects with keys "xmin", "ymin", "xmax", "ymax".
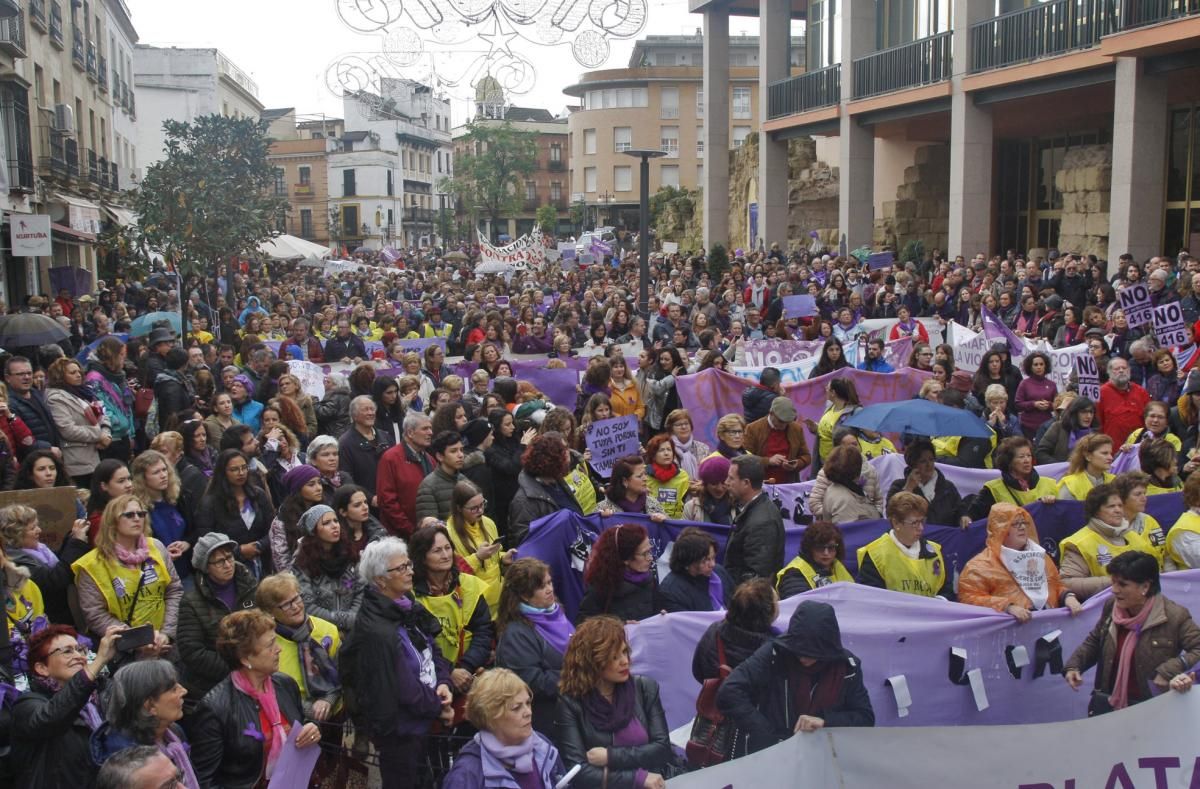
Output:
[
  {"xmin": 837, "ymin": 0, "xmax": 875, "ymax": 248},
  {"xmin": 1109, "ymin": 57, "xmax": 1167, "ymax": 261},
  {"xmin": 948, "ymin": 0, "xmax": 993, "ymax": 257},
  {"xmin": 702, "ymin": 7, "xmax": 730, "ymax": 249},
  {"xmin": 758, "ymin": 0, "xmax": 790, "ymax": 249}
]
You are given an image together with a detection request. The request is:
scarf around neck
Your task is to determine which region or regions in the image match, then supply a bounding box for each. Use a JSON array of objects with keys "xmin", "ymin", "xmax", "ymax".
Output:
[
  {"xmin": 160, "ymin": 727, "xmax": 201, "ymax": 789},
  {"xmin": 113, "ymin": 535, "xmax": 150, "ymax": 568},
  {"xmin": 581, "ymin": 676, "xmax": 636, "ymax": 732},
  {"xmin": 671, "ymin": 436, "xmax": 699, "ymax": 479},
  {"xmin": 477, "ymin": 730, "xmax": 537, "ymax": 774},
  {"xmin": 1110, "ymin": 598, "xmax": 1156, "ymax": 710},
  {"xmin": 276, "ymin": 617, "xmax": 340, "ymax": 700},
  {"xmin": 650, "ymin": 462, "xmax": 678, "ymax": 483},
  {"xmin": 1088, "ymin": 517, "xmax": 1130, "ymax": 543},
  {"xmin": 231, "ymin": 669, "xmax": 287, "ymax": 780},
  {"xmin": 518, "ymin": 602, "xmax": 575, "ymax": 655}
]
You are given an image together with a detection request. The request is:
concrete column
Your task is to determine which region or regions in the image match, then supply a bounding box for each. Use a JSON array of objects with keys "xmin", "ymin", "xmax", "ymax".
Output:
[
  {"xmin": 702, "ymin": 7, "xmax": 730, "ymax": 249},
  {"xmin": 837, "ymin": 0, "xmax": 875, "ymax": 248},
  {"xmin": 1109, "ymin": 57, "xmax": 1167, "ymax": 261},
  {"xmin": 948, "ymin": 0, "xmax": 993, "ymax": 257},
  {"xmin": 758, "ymin": 0, "xmax": 790, "ymax": 249}
]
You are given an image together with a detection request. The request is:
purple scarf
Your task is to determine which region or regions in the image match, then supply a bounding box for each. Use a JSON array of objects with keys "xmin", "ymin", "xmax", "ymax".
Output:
[
  {"xmin": 708, "ymin": 572, "xmax": 725, "ymax": 611},
  {"xmin": 581, "ymin": 676, "xmax": 637, "ymax": 732},
  {"xmin": 518, "ymin": 603, "xmax": 575, "ymax": 655},
  {"xmin": 160, "ymin": 728, "xmax": 200, "ymax": 789},
  {"xmin": 478, "ymin": 730, "xmax": 536, "ymax": 774},
  {"xmin": 623, "ymin": 569, "xmax": 651, "ymax": 585},
  {"xmin": 33, "ymin": 674, "xmax": 103, "ymax": 730},
  {"xmin": 1068, "ymin": 427, "xmax": 1093, "ymax": 450},
  {"xmin": 618, "ymin": 493, "xmax": 648, "ymax": 514},
  {"xmin": 28, "ymin": 542, "xmax": 59, "ymax": 568}
]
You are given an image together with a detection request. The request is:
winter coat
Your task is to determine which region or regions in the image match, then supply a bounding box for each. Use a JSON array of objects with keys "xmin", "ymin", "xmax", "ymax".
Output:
[
  {"xmin": 507, "ymin": 471, "xmax": 582, "ymax": 546},
  {"xmin": 1065, "ymin": 594, "xmax": 1200, "ymax": 700},
  {"xmin": 415, "ymin": 466, "xmax": 462, "ymax": 522},
  {"xmin": 461, "ymin": 449, "xmax": 496, "ymax": 520},
  {"xmin": 442, "ymin": 733, "xmax": 564, "ymax": 789},
  {"xmin": 495, "ymin": 617, "xmax": 565, "ymax": 734},
  {"xmin": 74, "ymin": 538, "xmax": 184, "ymax": 639},
  {"xmin": 741, "ymin": 385, "xmax": 776, "ymax": 424},
  {"xmin": 323, "ymin": 333, "xmax": 367, "ymax": 363},
  {"xmin": 177, "ymin": 565, "xmax": 258, "ymax": 697},
  {"xmin": 484, "ymin": 437, "xmax": 523, "ymax": 536},
  {"xmin": 744, "ymin": 416, "xmax": 812, "ymax": 477},
  {"xmin": 190, "ymin": 672, "xmax": 307, "ymax": 789},
  {"xmin": 809, "ymin": 459, "xmax": 882, "ymax": 521},
  {"xmin": 554, "ymin": 676, "xmax": 675, "ymax": 789},
  {"xmin": 44, "ymin": 387, "xmax": 110, "ymax": 478},
  {"xmin": 691, "ymin": 619, "xmax": 777, "ymax": 683},
  {"xmin": 337, "ymin": 426, "xmax": 393, "ymax": 498},
  {"xmin": 152, "ymin": 370, "xmax": 193, "ymax": 432},
  {"xmin": 659, "ymin": 565, "xmax": 734, "ymax": 613},
  {"xmin": 717, "ymin": 602, "xmax": 874, "ymax": 755},
  {"xmin": 10, "ymin": 670, "xmax": 103, "ymax": 788},
  {"xmin": 296, "ymin": 559, "xmax": 365, "ymax": 634},
  {"xmin": 7, "ymin": 537, "xmax": 89, "ymax": 625},
  {"xmin": 957, "ymin": 503, "xmax": 1069, "ymax": 613},
  {"xmin": 637, "ymin": 369, "xmax": 676, "ymax": 431},
  {"xmin": 609, "ymin": 376, "xmax": 646, "ymax": 421},
  {"xmin": 194, "ymin": 487, "xmax": 275, "ymax": 567},
  {"xmin": 85, "ymin": 361, "xmax": 135, "ymax": 441},
  {"xmin": 884, "ymin": 469, "xmax": 966, "ymax": 528},
  {"xmin": 724, "ymin": 492, "xmax": 786, "ymax": 583},
  {"xmin": 314, "ymin": 386, "xmax": 352, "ymax": 437},
  {"xmin": 577, "ymin": 573, "xmax": 661, "ymax": 624},
  {"xmin": 376, "ymin": 440, "xmax": 434, "ymax": 538}
]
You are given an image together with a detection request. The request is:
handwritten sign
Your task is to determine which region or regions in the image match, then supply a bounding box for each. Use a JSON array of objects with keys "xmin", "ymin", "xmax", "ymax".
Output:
[
  {"xmin": 782, "ymin": 294, "xmax": 817, "ymax": 318},
  {"xmin": 1153, "ymin": 302, "xmax": 1189, "ymax": 348},
  {"xmin": 1118, "ymin": 283, "xmax": 1153, "ymax": 328},
  {"xmin": 1073, "ymin": 353, "xmax": 1100, "ymax": 402},
  {"xmin": 0, "ymin": 487, "xmax": 80, "ymax": 551},
  {"xmin": 287, "ymin": 360, "xmax": 327, "ymax": 401},
  {"xmin": 584, "ymin": 415, "xmax": 641, "ymax": 478}
]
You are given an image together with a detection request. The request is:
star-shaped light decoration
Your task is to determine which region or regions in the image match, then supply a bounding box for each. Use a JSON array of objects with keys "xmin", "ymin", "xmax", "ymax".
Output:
[{"xmin": 478, "ymin": 14, "xmax": 519, "ymax": 56}]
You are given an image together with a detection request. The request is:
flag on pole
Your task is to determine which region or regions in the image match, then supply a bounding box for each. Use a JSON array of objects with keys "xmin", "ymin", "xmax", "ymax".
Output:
[{"xmin": 980, "ymin": 304, "xmax": 1026, "ymax": 359}]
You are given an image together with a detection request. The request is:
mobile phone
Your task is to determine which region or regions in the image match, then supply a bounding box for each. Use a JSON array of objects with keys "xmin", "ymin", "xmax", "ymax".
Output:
[{"xmin": 116, "ymin": 624, "xmax": 155, "ymax": 652}]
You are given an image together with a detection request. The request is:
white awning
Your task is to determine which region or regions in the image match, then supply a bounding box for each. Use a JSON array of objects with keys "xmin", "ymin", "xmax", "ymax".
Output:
[
  {"xmin": 51, "ymin": 192, "xmax": 102, "ymax": 235},
  {"xmin": 101, "ymin": 204, "xmax": 138, "ymax": 227}
]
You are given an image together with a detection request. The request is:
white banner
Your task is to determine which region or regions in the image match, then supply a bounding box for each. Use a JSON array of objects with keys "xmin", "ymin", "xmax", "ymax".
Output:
[
  {"xmin": 947, "ymin": 322, "xmax": 1087, "ymax": 393},
  {"xmin": 9, "ymin": 214, "xmax": 51, "ymax": 256},
  {"xmin": 668, "ymin": 691, "xmax": 1200, "ymax": 788}
]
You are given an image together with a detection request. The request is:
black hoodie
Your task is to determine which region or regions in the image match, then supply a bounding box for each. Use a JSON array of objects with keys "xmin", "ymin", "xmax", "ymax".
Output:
[{"xmin": 717, "ymin": 601, "xmax": 874, "ymax": 754}]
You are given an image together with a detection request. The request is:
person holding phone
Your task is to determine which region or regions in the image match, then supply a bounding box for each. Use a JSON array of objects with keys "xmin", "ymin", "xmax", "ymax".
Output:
[
  {"xmin": 72, "ymin": 493, "xmax": 182, "ymax": 658},
  {"xmin": 744, "ymin": 397, "xmax": 811, "ymax": 485}
]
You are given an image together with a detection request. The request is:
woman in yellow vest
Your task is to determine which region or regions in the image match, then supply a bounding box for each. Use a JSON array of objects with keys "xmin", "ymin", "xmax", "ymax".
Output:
[
  {"xmin": 1123, "ymin": 401, "xmax": 1181, "ymax": 452},
  {"xmin": 1057, "ymin": 433, "xmax": 1114, "ymax": 501},
  {"xmin": 1139, "ymin": 438, "xmax": 1183, "ymax": 495},
  {"xmin": 776, "ymin": 520, "xmax": 854, "ymax": 598},
  {"xmin": 1165, "ymin": 473, "xmax": 1200, "ymax": 571},
  {"xmin": 644, "ymin": 434, "xmax": 691, "ymax": 520},
  {"xmin": 967, "ymin": 437, "xmax": 1058, "ymax": 521},
  {"xmin": 856, "ymin": 492, "xmax": 950, "ymax": 598},
  {"xmin": 410, "ymin": 523, "xmax": 493, "ymax": 705},
  {"xmin": 1116, "ymin": 471, "xmax": 1166, "ymax": 562},
  {"xmin": 2, "ymin": 542, "xmax": 46, "ymax": 655},
  {"xmin": 807, "ymin": 377, "xmax": 861, "ymax": 470},
  {"xmin": 1060, "ymin": 482, "xmax": 1155, "ymax": 600},
  {"xmin": 447, "ymin": 479, "xmax": 515, "ymax": 613},
  {"xmin": 73, "ymin": 493, "xmax": 182, "ymax": 654},
  {"xmin": 256, "ymin": 572, "xmax": 343, "ymax": 720}
]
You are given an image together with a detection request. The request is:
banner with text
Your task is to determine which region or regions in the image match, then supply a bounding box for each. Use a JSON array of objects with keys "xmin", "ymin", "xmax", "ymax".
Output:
[{"xmin": 584, "ymin": 415, "xmax": 641, "ymax": 478}]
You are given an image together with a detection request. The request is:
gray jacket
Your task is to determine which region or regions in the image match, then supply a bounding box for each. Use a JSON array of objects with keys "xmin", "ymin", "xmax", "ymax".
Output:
[
  {"xmin": 44, "ymin": 387, "xmax": 111, "ymax": 478},
  {"xmin": 495, "ymin": 617, "xmax": 565, "ymax": 733},
  {"xmin": 414, "ymin": 466, "xmax": 461, "ymax": 522},
  {"xmin": 296, "ymin": 561, "xmax": 364, "ymax": 633}
]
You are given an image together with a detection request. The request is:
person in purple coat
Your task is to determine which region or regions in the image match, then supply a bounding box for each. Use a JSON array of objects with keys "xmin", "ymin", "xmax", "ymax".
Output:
[
  {"xmin": 340, "ymin": 537, "xmax": 454, "ymax": 789},
  {"xmin": 1015, "ymin": 352, "xmax": 1058, "ymax": 439},
  {"xmin": 442, "ymin": 668, "xmax": 565, "ymax": 789}
]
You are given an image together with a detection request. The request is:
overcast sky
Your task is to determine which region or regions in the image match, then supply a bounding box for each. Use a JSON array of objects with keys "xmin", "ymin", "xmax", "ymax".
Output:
[{"xmin": 126, "ymin": 0, "xmax": 778, "ymax": 124}]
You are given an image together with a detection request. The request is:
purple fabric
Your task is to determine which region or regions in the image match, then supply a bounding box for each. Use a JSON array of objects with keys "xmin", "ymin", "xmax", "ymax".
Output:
[
  {"xmin": 708, "ymin": 572, "xmax": 725, "ymax": 611},
  {"xmin": 28, "ymin": 542, "xmax": 59, "ymax": 568},
  {"xmin": 521, "ymin": 603, "xmax": 575, "ymax": 655},
  {"xmin": 210, "ymin": 576, "xmax": 237, "ymax": 610},
  {"xmin": 1015, "ymin": 376, "xmax": 1058, "ymax": 434},
  {"xmin": 581, "ymin": 678, "xmax": 637, "ymax": 732},
  {"xmin": 453, "ymin": 358, "xmax": 587, "ymax": 408},
  {"xmin": 612, "ymin": 715, "xmax": 648, "ymax": 747},
  {"xmin": 623, "ymin": 569, "xmax": 651, "ymax": 584}
]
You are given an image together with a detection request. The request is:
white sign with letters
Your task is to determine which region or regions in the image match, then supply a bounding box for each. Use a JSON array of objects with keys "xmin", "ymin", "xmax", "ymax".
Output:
[
  {"xmin": 1153, "ymin": 302, "xmax": 1189, "ymax": 348},
  {"xmin": 9, "ymin": 213, "xmax": 51, "ymax": 256},
  {"xmin": 1074, "ymin": 353, "xmax": 1100, "ymax": 402},
  {"xmin": 1118, "ymin": 283, "xmax": 1153, "ymax": 327}
]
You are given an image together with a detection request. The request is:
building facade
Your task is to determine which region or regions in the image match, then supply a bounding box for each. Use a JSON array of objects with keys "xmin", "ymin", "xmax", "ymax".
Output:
[
  {"xmin": 132, "ymin": 45, "xmax": 264, "ymax": 168},
  {"xmin": 698, "ymin": 0, "xmax": 1200, "ymax": 260},
  {"xmin": 264, "ymin": 108, "xmax": 334, "ymax": 247},
  {"xmin": 563, "ymin": 33, "xmax": 803, "ymax": 230}
]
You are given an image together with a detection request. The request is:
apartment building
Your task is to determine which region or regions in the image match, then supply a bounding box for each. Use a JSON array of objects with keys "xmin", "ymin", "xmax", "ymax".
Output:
[
  {"xmin": 697, "ymin": 0, "xmax": 1200, "ymax": 260},
  {"xmin": 265, "ymin": 108, "xmax": 337, "ymax": 247},
  {"xmin": 563, "ymin": 33, "xmax": 804, "ymax": 230}
]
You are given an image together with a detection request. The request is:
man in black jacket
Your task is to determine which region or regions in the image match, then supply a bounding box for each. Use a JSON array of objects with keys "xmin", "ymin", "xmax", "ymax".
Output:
[
  {"xmin": 717, "ymin": 601, "xmax": 874, "ymax": 756},
  {"xmin": 724, "ymin": 455, "xmax": 785, "ymax": 582},
  {"xmin": 4, "ymin": 355, "xmax": 61, "ymax": 458},
  {"xmin": 324, "ymin": 317, "xmax": 367, "ymax": 362},
  {"xmin": 153, "ymin": 347, "xmax": 195, "ymax": 432},
  {"xmin": 742, "ymin": 367, "xmax": 782, "ymax": 424}
]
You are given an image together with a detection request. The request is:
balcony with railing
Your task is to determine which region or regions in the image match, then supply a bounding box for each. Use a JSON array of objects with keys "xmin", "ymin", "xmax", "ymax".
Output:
[
  {"xmin": 293, "ymin": 182, "xmax": 314, "ymax": 198},
  {"xmin": 99, "ymin": 156, "xmax": 110, "ymax": 189},
  {"xmin": 767, "ymin": 64, "xmax": 841, "ymax": 120},
  {"xmin": 1121, "ymin": 0, "xmax": 1200, "ymax": 28},
  {"xmin": 87, "ymin": 148, "xmax": 99, "ymax": 184},
  {"xmin": 0, "ymin": 10, "xmax": 26, "ymax": 58},
  {"xmin": 971, "ymin": 0, "xmax": 1113, "ymax": 72},
  {"xmin": 64, "ymin": 137, "xmax": 77, "ymax": 178},
  {"xmin": 852, "ymin": 31, "xmax": 952, "ymax": 99},
  {"xmin": 43, "ymin": 127, "xmax": 67, "ymax": 178},
  {"xmin": 71, "ymin": 26, "xmax": 83, "ymax": 69},
  {"xmin": 86, "ymin": 41, "xmax": 96, "ymax": 80},
  {"xmin": 48, "ymin": 1, "xmax": 62, "ymax": 47},
  {"xmin": 29, "ymin": 0, "xmax": 46, "ymax": 31},
  {"xmin": 98, "ymin": 55, "xmax": 107, "ymax": 92},
  {"xmin": 523, "ymin": 196, "xmax": 540, "ymax": 211},
  {"xmin": 110, "ymin": 161, "xmax": 117, "ymax": 190},
  {"xmin": 548, "ymin": 159, "xmax": 564, "ymax": 171}
]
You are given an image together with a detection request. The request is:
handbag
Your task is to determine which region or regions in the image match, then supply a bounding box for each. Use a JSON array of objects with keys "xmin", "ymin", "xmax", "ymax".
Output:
[
  {"xmin": 1088, "ymin": 690, "xmax": 1113, "ymax": 717},
  {"xmin": 685, "ymin": 635, "xmax": 739, "ymax": 768},
  {"xmin": 133, "ymin": 386, "xmax": 155, "ymax": 419}
]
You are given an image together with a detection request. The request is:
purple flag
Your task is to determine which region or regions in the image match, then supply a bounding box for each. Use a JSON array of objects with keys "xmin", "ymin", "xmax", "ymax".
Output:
[{"xmin": 980, "ymin": 304, "xmax": 1025, "ymax": 358}]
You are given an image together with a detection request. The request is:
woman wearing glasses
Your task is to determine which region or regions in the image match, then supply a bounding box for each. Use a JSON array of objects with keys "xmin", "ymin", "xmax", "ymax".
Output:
[
  {"xmin": 177, "ymin": 533, "xmax": 258, "ymax": 699},
  {"xmin": 855, "ymin": 492, "xmax": 951, "ymax": 599},
  {"xmin": 10, "ymin": 624, "xmax": 123, "ymax": 788},
  {"xmin": 255, "ymin": 572, "xmax": 341, "ymax": 722},
  {"xmin": 341, "ymin": 538, "xmax": 453, "ymax": 789},
  {"xmin": 447, "ymin": 480, "xmax": 514, "ymax": 613},
  {"xmin": 576, "ymin": 523, "xmax": 662, "ymax": 624},
  {"xmin": 72, "ymin": 493, "xmax": 182, "ymax": 656}
]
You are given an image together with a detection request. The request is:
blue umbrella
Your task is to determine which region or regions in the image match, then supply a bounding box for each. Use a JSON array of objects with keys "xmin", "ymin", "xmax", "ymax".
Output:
[
  {"xmin": 130, "ymin": 311, "xmax": 181, "ymax": 337},
  {"xmin": 842, "ymin": 399, "xmax": 993, "ymax": 438}
]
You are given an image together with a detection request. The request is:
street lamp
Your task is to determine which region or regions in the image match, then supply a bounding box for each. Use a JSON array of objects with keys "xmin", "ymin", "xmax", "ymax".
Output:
[{"xmin": 622, "ymin": 148, "xmax": 666, "ymax": 314}]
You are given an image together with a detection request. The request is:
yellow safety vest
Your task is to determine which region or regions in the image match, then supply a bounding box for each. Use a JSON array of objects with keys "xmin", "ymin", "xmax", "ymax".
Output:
[
  {"xmin": 775, "ymin": 555, "xmax": 854, "ymax": 591},
  {"xmin": 416, "ymin": 573, "xmax": 488, "ymax": 665},
  {"xmin": 816, "ymin": 406, "xmax": 847, "ymax": 462},
  {"xmin": 856, "ymin": 436, "xmax": 896, "ymax": 461},
  {"xmin": 1166, "ymin": 511, "xmax": 1200, "ymax": 569},
  {"xmin": 72, "ymin": 542, "xmax": 173, "ymax": 630},
  {"xmin": 983, "ymin": 476, "xmax": 1058, "ymax": 507},
  {"xmin": 856, "ymin": 534, "xmax": 946, "ymax": 598},
  {"xmin": 1129, "ymin": 512, "xmax": 1166, "ymax": 562},
  {"xmin": 421, "ymin": 323, "xmax": 453, "ymax": 338},
  {"xmin": 276, "ymin": 615, "xmax": 341, "ymax": 703},
  {"xmin": 1124, "ymin": 429, "xmax": 1182, "ymax": 452},
  {"xmin": 1147, "ymin": 481, "xmax": 1183, "ymax": 496},
  {"xmin": 1057, "ymin": 472, "xmax": 1115, "ymax": 502},
  {"xmin": 934, "ymin": 433, "xmax": 998, "ymax": 469},
  {"xmin": 564, "ymin": 464, "xmax": 598, "ymax": 515},
  {"xmin": 647, "ymin": 470, "xmax": 690, "ymax": 520},
  {"xmin": 5, "ymin": 577, "xmax": 44, "ymax": 638},
  {"xmin": 447, "ymin": 515, "xmax": 504, "ymax": 614},
  {"xmin": 1060, "ymin": 526, "xmax": 1155, "ymax": 577}
]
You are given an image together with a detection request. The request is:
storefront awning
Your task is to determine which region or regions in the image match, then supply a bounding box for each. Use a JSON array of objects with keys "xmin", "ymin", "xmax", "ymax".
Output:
[
  {"xmin": 101, "ymin": 204, "xmax": 138, "ymax": 227},
  {"xmin": 51, "ymin": 222, "xmax": 96, "ymax": 243},
  {"xmin": 51, "ymin": 192, "xmax": 103, "ymax": 235}
]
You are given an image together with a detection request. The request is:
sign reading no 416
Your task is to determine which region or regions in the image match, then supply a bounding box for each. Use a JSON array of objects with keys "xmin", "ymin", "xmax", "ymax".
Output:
[{"xmin": 1152, "ymin": 302, "xmax": 1189, "ymax": 348}]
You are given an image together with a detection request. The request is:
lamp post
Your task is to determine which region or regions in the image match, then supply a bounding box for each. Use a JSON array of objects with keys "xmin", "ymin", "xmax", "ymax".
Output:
[{"xmin": 622, "ymin": 148, "xmax": 666, "ymax": 314}]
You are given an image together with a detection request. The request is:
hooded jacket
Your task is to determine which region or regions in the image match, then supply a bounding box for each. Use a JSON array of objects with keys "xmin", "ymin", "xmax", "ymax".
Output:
[
  {"xmin": 717, "ymin": 601, "xmax": 874, "ymax": 755},
  {"xmin": 958, "ymin": 503, "xmax": 1069, "ymax": 613}
]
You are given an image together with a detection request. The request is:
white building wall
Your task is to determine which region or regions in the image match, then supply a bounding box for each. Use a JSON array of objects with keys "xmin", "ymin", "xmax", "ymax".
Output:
[{"xmin": 105, "ymin": 0, "xmax": 138, "ymax": 189}]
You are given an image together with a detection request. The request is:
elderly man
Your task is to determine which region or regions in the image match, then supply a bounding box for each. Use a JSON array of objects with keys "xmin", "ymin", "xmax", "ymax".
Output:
[
  {"xmin": 744, "ymin": 396, "xmax": 811, "ymax": 484},
  {"xmin": 338, "ymin": 395, "xmax": 393, "ymax": 500},
  {"xmin": 1148, "ymin": 268, "xmax": 1177, "ymax": 307},
  {"xmin": 1096, "ymin": 357, "xmax": 1151, "ymax": 447},
  {"xmin": 376, "ymin": 412, "xmax": 435, "ymax": 537}
]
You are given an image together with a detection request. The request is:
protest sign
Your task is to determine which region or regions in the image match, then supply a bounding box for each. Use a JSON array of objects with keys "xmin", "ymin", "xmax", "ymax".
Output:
[
  {"xmin": 1153, "ymin": 301, "xmax": 1189, "ymax": 347},
  {"xmin": 665, "ymin": 689, "xmax": 1200, "ymax": 788},
  {"xmin": 781, "ymin": 294, "xmax": 817, "ymax": 318},
  {"xmin": 662, "ymin": 241, "xmax": 679, "ymax": 254},
  {"xmin": 267, "ymin": 720, "xmax": 322, "ymax": 788},
  {"xmin": 584, "ymin": 415, "xmax": 641, "ymax": 478},
  {"xmin": 742, "ymin": 338, "xmax": 827, "ymax": 367},
  {"xmin": 1073, "ymin": 352, "xmax": 1100, "ymax": 402},
  {"xmin": 866, "ymin": 251, "xmax": 895, "ymax": 270},
  {"xmin": 1118, "ymin": 282, "xmax": 1153, "ymax": 327},
  {"xmin": 0, "ymin": 488, "xmax": 79, "ymax": 551},
  {"xmin": 286, "ymin": 360, "xmax": 327, "ymax": 401}
]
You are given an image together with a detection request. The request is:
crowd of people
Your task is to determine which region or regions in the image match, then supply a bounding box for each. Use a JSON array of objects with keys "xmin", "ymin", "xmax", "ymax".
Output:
[{"xmin": 0, "ymin": 242, "xmax": 1199, "ymax": 787}]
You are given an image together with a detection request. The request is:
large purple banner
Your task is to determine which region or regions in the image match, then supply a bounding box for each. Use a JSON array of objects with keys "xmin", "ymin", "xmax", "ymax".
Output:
[
  {"xmin": 676, "ymin": 367, "xmax": 929, "ymax": 447},
  {"xmin": 453, "ymin": 358, "xmax": 586, "ymax": 408}
]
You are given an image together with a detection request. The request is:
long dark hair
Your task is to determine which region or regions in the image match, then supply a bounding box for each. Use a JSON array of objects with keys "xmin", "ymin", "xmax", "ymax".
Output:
[
  {"xmin": 409, "ymin": 523, "xmax": 455, "ymax": 589},
  {"xmin": 15, "ymin": 449, "xmax": 70, "ymax": 490},
  {"xmin": 293, "ymin": 506, "xmax": 359, "ymax": 577},
  {"xmin": 811, "ymin": 337, "xmax": 849, "ymax": 378},
  {"xmin": 606, "ymin": 456, "xmax": 645, "ymax": 504},
  {"xmin": 204, "ymin": 449, "xmax": 261, "ymax": 516},
  {"xmin": 495, "ymin": 557, "xmax": 551, "ymax": 635},
  {"xmin": 88, "ymin": 459, "xmax": 129, "ymax": 516}
]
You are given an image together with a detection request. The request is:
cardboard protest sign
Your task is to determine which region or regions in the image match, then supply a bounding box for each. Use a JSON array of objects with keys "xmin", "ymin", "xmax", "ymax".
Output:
[
  {"xmin": 0, "ymin": 487, "xmax": 80, "ymax": 551},
  {"xmin": 1118, "ymin": 283, "xmax": 1153, "ymax": 327},
  {"xmin": 584, "ymin": 415, "xmax": 641, "ymax": 478},
  {"xmin": 287, "ymin": 360, "xmax": 327, "ymax": 401},
  {"xmin": 782, "ymin": 294, "xmax": 817, "ymax": 318},
  {"xmin": 1153, "ymin": 301, "xmax": 1189, "ymax": 347},
  {"xmin": 1073, "ymin": 353, "xmax": 1100, "ymax": 402}
]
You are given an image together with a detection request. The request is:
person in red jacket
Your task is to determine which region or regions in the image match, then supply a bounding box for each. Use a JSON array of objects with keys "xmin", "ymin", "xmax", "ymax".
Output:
[
  {"xmin": 376, "ymin": 411, "xmax": 435, "ymax": 537},
  {"xmin": 1096, "ymin": 357, "xmax": 1151, "ymax": 447}
]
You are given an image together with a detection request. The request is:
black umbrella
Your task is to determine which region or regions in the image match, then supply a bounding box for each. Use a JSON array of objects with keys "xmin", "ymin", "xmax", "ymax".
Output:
[{"xmin": 0, "ymin": 312, "xmax": 70, "ymax": 347}]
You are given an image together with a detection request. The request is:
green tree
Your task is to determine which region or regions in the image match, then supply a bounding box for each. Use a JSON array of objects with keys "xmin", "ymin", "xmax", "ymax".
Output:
[
  {"xmin": 108, "ymin": 115, "xmax": 287, "ymax": 324},
  {"xmin": 707, "ymin": 243, "xmax": 730, "ymax": 280},
  {"xmin": 535, "ymin": 204, "xmax": 558, "ymax": 235},
  {"xmin": 569, "ymin": 199, "xmax": 587, "ymax": 232},
  {"xmin": 439, "ymin": 121, "xmax": 537, "ymax": 242}
]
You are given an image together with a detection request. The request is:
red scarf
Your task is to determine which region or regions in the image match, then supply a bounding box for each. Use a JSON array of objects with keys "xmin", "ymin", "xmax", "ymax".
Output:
[
  {"xmin": 231, "ymin": 669, "xmax": 288, "ymax": 780},
  {"xmin": 785, "ymin": 658, "xmax": 845, "ymax": 718},
  {"xmin": 651, "ymin": 462, "xmax": 678, "ymax": 483}
]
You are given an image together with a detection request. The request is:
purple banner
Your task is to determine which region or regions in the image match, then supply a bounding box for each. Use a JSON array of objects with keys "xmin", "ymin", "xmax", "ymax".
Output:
[
  {"xmin": 742, "ymin": 339, "xmax": 826, "ymax": 367},
  {"xmin": 453, "ymin": 358, "xmax": 584, "ymax": 408},
  {"xmin": 676, "ymin": 367, "xmax": 929, "ymax": 447},
  {"xmin": 981, "ymin": 304, "xmax": 1026, "ymax": 358}
]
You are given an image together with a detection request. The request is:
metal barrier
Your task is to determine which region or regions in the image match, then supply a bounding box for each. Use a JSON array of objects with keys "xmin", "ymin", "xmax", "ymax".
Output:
[
  {"xmin": 767, "ymin": 64, "xmax": 841, "ymax": 119},
  {"xmin": 852, "ymin": 31, "xmax": 953, "ymax": 99}
]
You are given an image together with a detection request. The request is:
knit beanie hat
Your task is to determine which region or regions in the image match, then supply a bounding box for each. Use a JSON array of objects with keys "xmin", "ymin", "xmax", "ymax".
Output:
[
  {"xmin": 299, "ymin": 505, "xmax": 336, "ymax": 535},
  {"xmin": 282, "ymin": 464, "xmax": 322, "ymax": 496},
  {"xmin": 698, "ymin": 455, "xmax": 731, "ymax": 486}
]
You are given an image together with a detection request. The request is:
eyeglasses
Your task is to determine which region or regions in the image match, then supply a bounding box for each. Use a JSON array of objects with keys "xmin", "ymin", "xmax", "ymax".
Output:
[
  {"xmin": 120, "ymin": 510, "xmax": 148, "ymax": 520},
  {"xmin": 208, "ymin": 554, "xmax": 236, "ymax": 568},
  {"xmin": 634, "ymin": 549, "xmax": 654, "ymax": 559},
  {"xmin": 227, "ymin": 465, "xmax": 249, "ymax": 474},
  {"xmin": 388, "ymin": 561, "xmax": 414, "ymax": 574},
  {"xmin": 277, "ymin": 595, "xmax": 304, "ymax": 612},
  {"xmin": 47, "ymin": 643, "xmax": 88, "ymax": 658},
  {"xmin": 464, "ymin": 500, "xmax": 487, "ymax": 513},
  {"xmin": 813, "ymin": 543, "xmax": 840, "ymax": 554},
  {"xmin": 723, "ymin": 429, "xmax": 744, "ymax": 436}
]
